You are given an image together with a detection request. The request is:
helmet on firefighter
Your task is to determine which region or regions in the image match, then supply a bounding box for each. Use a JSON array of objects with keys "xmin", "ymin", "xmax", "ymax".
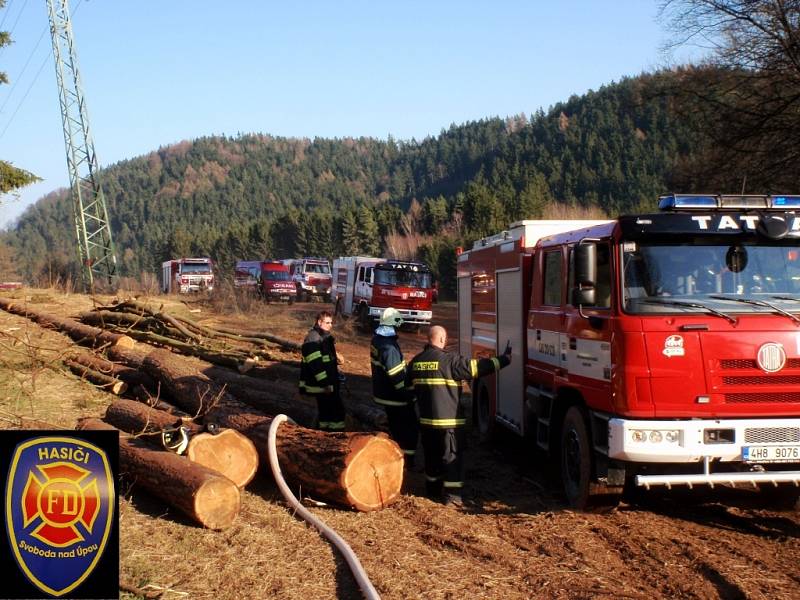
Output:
[{"xmin": 379, "ymin": 307, "xmax": 403, "ymax": 327}]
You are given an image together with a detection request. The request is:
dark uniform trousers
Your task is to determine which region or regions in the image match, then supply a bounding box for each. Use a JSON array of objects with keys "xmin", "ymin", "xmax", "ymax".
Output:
[
  {"xmin": 408, "ymin": 344, "xmax": 509, "ymax": 500},
  {"xmin": 370, "ymin": 333, "xmax": 418, "ymax": 460},
  {"xmin": 300, "ymin": 326, "xmax": 346, "ymax": 432}
]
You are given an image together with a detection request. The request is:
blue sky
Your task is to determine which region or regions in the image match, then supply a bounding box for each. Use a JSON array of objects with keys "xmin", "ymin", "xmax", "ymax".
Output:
[{"xmin": 0, "ymin": 1, "xmax": 690, "ymax": 228}]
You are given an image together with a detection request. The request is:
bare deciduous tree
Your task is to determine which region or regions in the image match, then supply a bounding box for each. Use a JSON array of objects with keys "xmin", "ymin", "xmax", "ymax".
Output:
[{"xmin": 660, "ymin": 1, "xmax": 800, "ymax": 191}]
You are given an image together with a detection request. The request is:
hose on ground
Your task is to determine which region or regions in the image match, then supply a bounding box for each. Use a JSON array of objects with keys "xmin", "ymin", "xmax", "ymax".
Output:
[{"xmin": 267, "ymin": 414, "xmax": 381, "ymax": 600}]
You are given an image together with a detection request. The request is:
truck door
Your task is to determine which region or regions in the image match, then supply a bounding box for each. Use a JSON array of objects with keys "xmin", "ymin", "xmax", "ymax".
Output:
[
  {"xmin": 355, "ymin": 266, "xmax": 373, "ymax": 302},
  {"xmin": 496, "ymin": 268, "xmax": 525, "ymax": 435},
  {"xmin": 563, "ymin": 243, "xmax": 613, "ymax": 408}
]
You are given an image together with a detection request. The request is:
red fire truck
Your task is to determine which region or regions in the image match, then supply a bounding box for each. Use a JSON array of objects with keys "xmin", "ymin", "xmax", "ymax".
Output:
[
  {"xmin": 161, "ymin": 258, "xmax": 214, "ymax": 294},
  {"xmin": 457, "ymin": 194, "xmax": 800, "ymax": 508},
  {"xmin": 234, "ymin": 260, "xmax": 297, "ymax": 302},
  {"xmin": 331, "ymin": 256, "xmax": 434, "ymax": 327},
  {"xmin": 282, "ymin": 257, "xmax": 332, "ymax": 301}
]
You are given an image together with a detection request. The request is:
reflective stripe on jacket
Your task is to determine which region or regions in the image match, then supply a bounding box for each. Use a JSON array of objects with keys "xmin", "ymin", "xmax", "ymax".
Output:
[
  {"xmin": 299, "ymin": 326, "xmax": 339, "ymax": 396},
  {"xmin": 370, "ymin": 333, "xmax": 413, "ymax": 406},
  {"xmin": 407, "ymin": 344, "xmax": 508, "ymax": 428}
]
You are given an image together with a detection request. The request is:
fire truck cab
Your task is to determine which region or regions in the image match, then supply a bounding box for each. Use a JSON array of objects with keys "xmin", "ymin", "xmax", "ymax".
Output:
[
  {"xmin": 161, "ymin": 258, "xmax": 214, "ymax": 294},
  {"xmin": 458, "ymin": 195, "xmax": 800, "ymax": 508},
  {"xmin": 331, "ymin": 256, "xmax": 434, "ymax": 327}
]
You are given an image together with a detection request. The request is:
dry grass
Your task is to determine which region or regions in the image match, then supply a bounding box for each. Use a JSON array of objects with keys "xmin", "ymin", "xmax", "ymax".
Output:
[{"xmin": 2, "ymin": 289, "xmax": 799, "ymax": 600}]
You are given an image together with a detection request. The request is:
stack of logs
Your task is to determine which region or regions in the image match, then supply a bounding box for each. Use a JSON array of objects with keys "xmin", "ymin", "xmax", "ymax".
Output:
[{"xmin": 0, "ymin": 297, "xmax": 404, "ymax": 530}]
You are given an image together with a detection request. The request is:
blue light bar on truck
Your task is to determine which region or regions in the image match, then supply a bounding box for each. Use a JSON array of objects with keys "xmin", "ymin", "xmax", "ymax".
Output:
[{"xmin": 659, "ymin": 194, "xmax": 800, "ymax": 211}]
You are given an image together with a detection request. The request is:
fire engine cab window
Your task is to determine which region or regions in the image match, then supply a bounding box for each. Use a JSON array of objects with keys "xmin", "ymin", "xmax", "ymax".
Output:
[
  {"xmin": 543, "ymin": 251, "xmax": 562, "ymax": 306},
  {"xmin": 181, "ymin": 263, "xmax": 211, "ymax": 274},
  {"xmin": 264, "ymin": 270, "xmax": 289, "ymax": 281},
  {"xmin": 623, "ymin": 242, "xmax": 800, "ymax": 314}
]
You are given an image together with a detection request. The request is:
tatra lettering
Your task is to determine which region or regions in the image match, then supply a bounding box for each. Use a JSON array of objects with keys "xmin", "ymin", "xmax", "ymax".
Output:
[
  {"xmin": 691, "ymin": 214, "xmax": 792, "ymax": 232},
  {"xmin": 691, "ymin": 216, "xmax": 712, "ymax": 229}
]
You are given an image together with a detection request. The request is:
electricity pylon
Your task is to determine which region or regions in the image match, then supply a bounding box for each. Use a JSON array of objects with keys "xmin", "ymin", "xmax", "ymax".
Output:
[{"xmin": 46, "ymin": 0, "xmax": 117, "ymax": 291}]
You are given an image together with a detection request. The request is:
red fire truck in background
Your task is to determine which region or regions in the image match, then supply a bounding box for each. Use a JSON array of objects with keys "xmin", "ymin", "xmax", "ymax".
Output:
[
  {"xmin": 331, "ymin": 256, "xmax": 434, "ymax": 328},
  {"xmin": 161, "ymin": 258, "xmax": 214, "ymax": 294},
  {"xmin": 234, "ymin": 260, "xmax": 297, "ymax": 303},
  {"xmin": 458, "ymin": 194, "xmax": 800, "ymax": 508},
  {"xmin": 283, "ymin": 257, "xmax": 332, "ymax": 301}
]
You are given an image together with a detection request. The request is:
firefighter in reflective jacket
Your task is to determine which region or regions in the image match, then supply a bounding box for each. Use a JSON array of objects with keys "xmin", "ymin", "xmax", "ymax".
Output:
[
  {"xmin": 371, "ymin": 307, "xmax": 419, "ymax": 467},
  {"xmin": 407, "ymin": 324, "xmax": 511, "ymax": 505},
  {"xmin": 300, "ymin": 310, "xmax": 346, "ymax": 431}
]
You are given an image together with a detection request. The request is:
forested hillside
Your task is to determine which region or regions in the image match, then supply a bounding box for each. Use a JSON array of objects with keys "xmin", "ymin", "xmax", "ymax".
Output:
[{"xmin": 2, "ymin": 70, "xmax": 705, "ymax": 292}]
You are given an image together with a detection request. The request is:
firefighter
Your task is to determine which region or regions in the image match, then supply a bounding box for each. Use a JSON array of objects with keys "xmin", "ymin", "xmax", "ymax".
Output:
[
  {"xmin": 407, "ymin": 325, "xmax": 511, "ymax": 506},
  {"xmin": 300, "ymin": 310, "xmax": 346, "ymax": 432},
  {"xmin": 370, "ymin": 307, "xmax": 419, "ymax": 468}
]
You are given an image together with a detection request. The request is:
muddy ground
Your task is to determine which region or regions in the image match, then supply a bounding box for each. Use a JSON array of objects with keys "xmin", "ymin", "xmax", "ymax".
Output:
[{"xmin": 0, "ymin": 289, "xmax": 797, "ymax": 600}]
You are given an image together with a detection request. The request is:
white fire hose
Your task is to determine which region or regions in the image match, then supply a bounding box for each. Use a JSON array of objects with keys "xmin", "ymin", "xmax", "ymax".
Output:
[{"xmin": 267, "ymin": 414, "xmax": 381, "ymax": 600}]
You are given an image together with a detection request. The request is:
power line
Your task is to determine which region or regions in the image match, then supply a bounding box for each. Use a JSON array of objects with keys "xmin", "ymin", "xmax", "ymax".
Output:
[
  {"xmin": 0, "ymin": 25, "xmax": 49, "ymax": 116},
  {"xmin": 1, "ymin": 0, "xmax": 29, "ymax": 45},
  {"xmin": 0, "ymin": 51, "xmax": 48, "ymax": 140},
  {"xmin": 0, "ymin": 0, "xmax": 82, "ymax": 139},
  {"xmin": 0, "ymin": 0, "xmax": 18, "ymax": 31}
]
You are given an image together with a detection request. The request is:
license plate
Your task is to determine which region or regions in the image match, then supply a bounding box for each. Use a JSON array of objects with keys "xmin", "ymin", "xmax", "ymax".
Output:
[
  {"xmin": 280, "ymin": 296, "xmax": 290, "ymax": 301},
  {"xmin": 743, "ymin": 445, "xmax": 800, "ymax": 462}
]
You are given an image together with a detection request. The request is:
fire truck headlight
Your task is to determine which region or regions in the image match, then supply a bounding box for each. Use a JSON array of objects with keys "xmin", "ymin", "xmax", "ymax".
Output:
[
  {"xmin": 649, "ymin": 430, "xmax": 663, "ymax": 443},
  {"xmin": 631, "ymin": 430, "xmax": 646, "ymax": 443},
  {"xmin": 665, "ymin": 430, "xmax": 680, "ymax": 443}
]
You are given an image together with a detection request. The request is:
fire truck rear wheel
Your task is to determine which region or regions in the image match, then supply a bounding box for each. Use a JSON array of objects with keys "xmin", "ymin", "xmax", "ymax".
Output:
[{"xmin": 561, "ymin": 405, "xmax": 592, "ymax": 510}]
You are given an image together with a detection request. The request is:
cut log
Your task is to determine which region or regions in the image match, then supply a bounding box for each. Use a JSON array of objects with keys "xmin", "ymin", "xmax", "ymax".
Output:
[
  {"xmin": 65, "ymin": 359, "xmax": 128, "ymax": 395},
  {"xmin": 104, "ymin": 399, "xmax": 258, "ymax": 488},
  {"xmin": 206, "ymin": 405, "xmax": 403, "ymax": 511},
  {"xmin": 138, "ymin": 348, "xmax": 403, "ymax": 510},
  {"xmin": 186, "ymin": 429, "xmax": 258, "ymax": 489},
  {"xmin": 77, "ymin": 418, "xmax": 240, "ymax": 529},
  {"xmin": 0, "ymin": 297, "xmax": 134, "ymax": 349},
  {"xmin": 200, "ymin": 364, "xmax": 316, "ymax": 427}
]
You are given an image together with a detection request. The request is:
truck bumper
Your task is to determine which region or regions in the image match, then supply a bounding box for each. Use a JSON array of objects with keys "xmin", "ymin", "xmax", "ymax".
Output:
[
  {"xmin": 608, "ymin": 416, "xmax": 800, "ymax": 489},
  {"xmin": 367, "ymin": 307, "xmax": 432, "ymax": 325}
]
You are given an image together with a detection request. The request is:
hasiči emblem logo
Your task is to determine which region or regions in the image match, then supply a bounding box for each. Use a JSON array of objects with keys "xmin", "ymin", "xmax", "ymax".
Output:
[{"xmin": 5, "ymin": 436, "xmax": 114, "ymax": 597}]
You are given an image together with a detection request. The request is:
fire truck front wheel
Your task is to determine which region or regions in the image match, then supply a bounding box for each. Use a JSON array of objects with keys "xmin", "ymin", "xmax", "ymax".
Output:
[{"xmin": 561, "ymin": 406, "xmax": 592, "ymax": 510}]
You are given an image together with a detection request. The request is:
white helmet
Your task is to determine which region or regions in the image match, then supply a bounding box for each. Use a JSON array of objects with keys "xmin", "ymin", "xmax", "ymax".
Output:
[{"xmin": 379, "ymin": 307, "xmax": 403, "ymax": 327}]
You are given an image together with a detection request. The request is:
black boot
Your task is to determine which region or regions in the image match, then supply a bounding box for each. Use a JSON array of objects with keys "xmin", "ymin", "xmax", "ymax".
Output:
[{"xmin": 425, "ymin": 480, "xmax": 442, "ymax": 501}]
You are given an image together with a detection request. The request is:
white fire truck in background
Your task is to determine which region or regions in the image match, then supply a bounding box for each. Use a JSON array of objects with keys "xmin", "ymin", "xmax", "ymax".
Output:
[
  {"xmin": 331, "ymin": 256, "xmax": 434, "ymax": 327},
  {"xmin": 161, "ymin": 258, "xmax": 214, "ymax": 294},
  {"xmin": 282, "ymin": 257, "xmax": 332, "ymax": 301},
  {"xmin": 458, "ymin": 194, "xmax": 800, "ymax": 508}
]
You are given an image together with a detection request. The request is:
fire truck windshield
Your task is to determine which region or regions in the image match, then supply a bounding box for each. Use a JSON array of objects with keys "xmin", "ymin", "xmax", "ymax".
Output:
[
  {"xmin": 304, "ymin": 263, "xmax": 330, "ymax": 274},
  {"xmin": 374, "ymin": 268, "xmax": 432, "ymax": 288},
  {"xmin": 181, "ymin": 263, "xmax": 212, "ymax": 274},
  {"xmin": 622, "ymin": 242, "xmax": 800, "ymax": 313},
  {"xmin": 263, "ymin": 270, "xmax": 290, "ymax": 281}
]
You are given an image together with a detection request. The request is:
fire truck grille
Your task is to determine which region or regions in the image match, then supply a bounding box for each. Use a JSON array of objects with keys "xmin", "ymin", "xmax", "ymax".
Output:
[
  {"xmin": 744, "ymin": 427, "xmax": 800, "ymax": 444},
  {"xmin": 722, "ymin": 375, "xmax": 800, "ymax": 385},
  {"xmin": 720, "ymin": 358, "xmax": 800, "ymax": 369},
  {"xmin": 726, "ymin": 392, "xmax": 800, "ymax": 403}
]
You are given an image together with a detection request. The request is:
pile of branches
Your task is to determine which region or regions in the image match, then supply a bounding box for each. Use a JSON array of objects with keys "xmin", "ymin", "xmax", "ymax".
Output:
[{"xmin": 79, "ymin": 299, "xmax": 300, "ymax": 372}]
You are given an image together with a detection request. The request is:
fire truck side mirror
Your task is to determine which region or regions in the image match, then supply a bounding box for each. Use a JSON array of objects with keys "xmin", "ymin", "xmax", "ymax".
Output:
[{"xmin": 573, "ymin": 242, "xmax": 597, "ymax": 306}]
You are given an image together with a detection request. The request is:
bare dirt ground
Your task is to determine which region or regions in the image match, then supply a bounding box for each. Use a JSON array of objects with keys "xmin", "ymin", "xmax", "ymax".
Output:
[{"xmin": 0, "ymin": 289, "xmax": 798, "ymax": 600}]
